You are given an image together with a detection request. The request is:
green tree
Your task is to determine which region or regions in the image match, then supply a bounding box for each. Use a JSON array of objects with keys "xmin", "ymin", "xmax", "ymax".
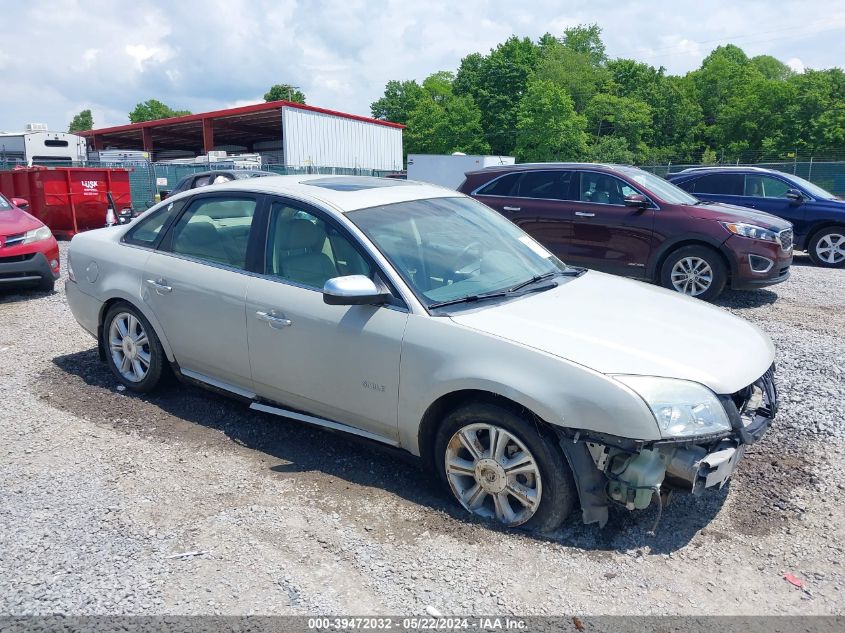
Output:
[
  {"xmin": 750, "ymin": 55, "xmax": 794, "ymax": 81},
  {"xmin": 404, "ymin": 90, "xmax": 489, "ymax": 156},
  {"xmin": 561, "ymin": 23, "xmax": 607, "ymax": 66},
  {"xmin": 589, "ymin": 136, "xmax": 635, "ymax": 164},
  {"xmin": 515, "ymin": 79, "xmax": 588, "ymax": 162},
  {"xmin": 128, "ymin": 100, "xmax": 191, "ymax": 123},
  {"xmin": 585, "ymin": 93, "xmax": 653, "ymax": 156},
  {"xmin": 68, "ymin": 109, "xmax": 93, "ymax": 133},
  {"xmin": 462, "ymin": 36, "xmax": 540, "ymax": 154},
  {"xmin": 370, "ymin": 79, "xmax": 427, "ymax": 126},
  {"xmin": 534, "ymin": 38, "xmax": 611, "ymax": 112},
  {"xmin": 263, "ymin": 84, "xmax": 306, "ymax": 103}
]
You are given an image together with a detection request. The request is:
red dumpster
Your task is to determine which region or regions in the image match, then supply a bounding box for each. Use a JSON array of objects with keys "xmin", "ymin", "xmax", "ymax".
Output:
[{"xmin": 0, "ymin": 166, "xmax": 133, "ymax": 238}]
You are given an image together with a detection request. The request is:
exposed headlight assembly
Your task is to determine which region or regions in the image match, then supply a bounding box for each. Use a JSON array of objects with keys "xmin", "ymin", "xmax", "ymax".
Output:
[
  {"xmin": 614, "ymin": 376, "xmax": 731, "ymax": 438},
  {"xmin": 720, "ymin": 221, "xmax": 778, "ymax": 242},
  {"xmin": 22, "ymin": 226, "xmax": 52, "ymax": 244}
]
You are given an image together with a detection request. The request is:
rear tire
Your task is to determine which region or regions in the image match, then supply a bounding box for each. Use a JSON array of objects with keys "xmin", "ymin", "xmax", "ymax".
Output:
[
  {"xmin": 434, "ymin": 402, "xmax": 576, "ymax": 532},
  {"xmin": 659, "ymin": 244, "xmax": 727, "ymax": 301},
  {"xmin": 807, "ymin": 227, "xmax": 845, "ymax": 268},
  {"xmin": 102, "ymin": 303, "xmax": 165, "ymax": 393}
]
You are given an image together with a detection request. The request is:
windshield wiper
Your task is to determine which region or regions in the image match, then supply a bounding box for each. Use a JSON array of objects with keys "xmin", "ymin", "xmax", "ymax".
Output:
[
  {"xmin": 508, "ymin": 268, "xmax": 585, "ymax": 292},
  {"xmin": 428, "ymin": 291, "xmax": 510, "ymax": 310}
]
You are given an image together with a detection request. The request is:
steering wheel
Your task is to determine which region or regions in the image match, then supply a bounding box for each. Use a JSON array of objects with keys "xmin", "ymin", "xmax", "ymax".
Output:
[{"xmin": 445, "ymin": 241, "xmax": 483, "ymax": 282}]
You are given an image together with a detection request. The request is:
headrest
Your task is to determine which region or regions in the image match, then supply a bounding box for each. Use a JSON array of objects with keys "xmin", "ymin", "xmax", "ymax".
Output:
[{"xmin": 276, "ymin": 218, "xmax": 327, "ymax": 251}]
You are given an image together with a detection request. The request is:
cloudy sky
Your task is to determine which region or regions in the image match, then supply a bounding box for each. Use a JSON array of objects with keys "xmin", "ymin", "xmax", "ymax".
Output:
[{"xmin": 2, "ymin": 0, "xmax": 844, "ymax": 132}]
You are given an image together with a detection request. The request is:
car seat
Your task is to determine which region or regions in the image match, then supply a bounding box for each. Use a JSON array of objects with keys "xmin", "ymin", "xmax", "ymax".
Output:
[{"xmin": 273, "ymin": 218, "xmax": 338, "ymax": 287}]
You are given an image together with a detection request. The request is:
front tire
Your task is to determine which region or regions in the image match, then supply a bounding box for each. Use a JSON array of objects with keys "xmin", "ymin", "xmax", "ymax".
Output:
[
  {"xmin": 659, "ymin": 244, "xmax": 727, "ymax": 301},
  {"xmin": 103, "ymin": 303, "xmax": 165, "ymax": 393},
  {"xmin": 434, "ymin": 402, "xmax": 576, "ymax": 532},
  {"xmin": 808, "ymin": 227, "xmax": 845, "ymax": 268}
]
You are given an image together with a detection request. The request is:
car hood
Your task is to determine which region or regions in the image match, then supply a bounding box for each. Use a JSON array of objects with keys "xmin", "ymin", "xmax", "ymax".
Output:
[
  {"xmin": 0, "ymin": 207, "xmax": 42, "ymax": 237},
  {"xmin": 449, "ymin": 271, "xmax": 774, "ymax": 395},
  {"xmin": 681, "ymin": 202, "xmax": 792, "ymax": 231}
]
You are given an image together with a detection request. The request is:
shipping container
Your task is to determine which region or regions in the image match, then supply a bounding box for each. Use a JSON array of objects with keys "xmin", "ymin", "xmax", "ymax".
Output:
[
  {"xmin": 406, "ymin": 154, "xmax": 515, "ymax": 189},
  {"xmin": 0, "ymin": 166, "xmax": 132, "ymax": 238},
  {"xmin": 282, "ymin": 106, "xmax": 403, "ymax": 172}
]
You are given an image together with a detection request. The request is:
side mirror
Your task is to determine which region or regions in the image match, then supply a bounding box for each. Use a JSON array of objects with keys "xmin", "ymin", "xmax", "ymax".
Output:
[
  {"xmin": 323, "ymin": 275, "xmax": 390, "ymax": 306},
  {"xmin": 785, "ymin": 189, "xmax": 803, "ymax": 203},
  {"xmin": 623, "ymin": 193, "xmax": 649, "ymax": 209},
  {"xmin": 11, "ymin": 197, "xmax": 29, "ymax": 210}
]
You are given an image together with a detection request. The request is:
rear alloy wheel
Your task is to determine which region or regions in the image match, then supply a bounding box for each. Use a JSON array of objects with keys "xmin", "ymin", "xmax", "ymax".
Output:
[
  {"xmin": 103, "ymin": 303, "xmax": 165, "ymax": 393},
  {"xmin": 808, "ymin": 228, "xmax": 845, "ymax": 268},
  {"xmin": 434, "ymin": 403, "xmax": 575, "ymax": 532},
  {"xmin": 660, "ymin": 245, "xmax": 727, "ymax": 301}
]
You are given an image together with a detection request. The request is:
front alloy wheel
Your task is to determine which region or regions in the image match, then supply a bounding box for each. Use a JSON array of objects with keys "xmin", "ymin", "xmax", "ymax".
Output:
[
  {"xmin": 810, "ymin": 229, "xmax": 845, "ymax": 267},
  {"xmin": 445, "ymin": 423, "xmax": 542, "ymax": 526},
  {"xmin": 434, "ymin": 403, "xmax": 576, "ymax": 532},
  {"xmin": 670, "ymin": 257, "xmax": 713, "ymax": 296}
]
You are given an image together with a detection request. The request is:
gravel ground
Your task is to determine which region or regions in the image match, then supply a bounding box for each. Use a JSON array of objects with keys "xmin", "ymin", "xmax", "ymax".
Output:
[{"xmin": 0, "ymin": 243, "xmax": 843, "ymax": 616}]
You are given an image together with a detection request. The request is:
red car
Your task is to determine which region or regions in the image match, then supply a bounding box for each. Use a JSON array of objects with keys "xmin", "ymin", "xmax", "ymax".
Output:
[
  {"xmin": 459, "ymin": 163, "xmax": 793, "ymax": 301},
  {"xmin": 0, "ymin": 193, "xmax": 60, "ymax": 292}
]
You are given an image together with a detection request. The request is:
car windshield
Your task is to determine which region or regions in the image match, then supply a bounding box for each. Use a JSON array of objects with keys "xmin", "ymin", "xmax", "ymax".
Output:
[
  {"xmin": 234, "ymin": 171, "xmax": 271, "ymax": 179},
  {"xmin": 786, "ymin": 174, "xmax": 839, "ymax": 200},
  {"xmin": 347, "ymin": 196, "xmax": 568, "ymax": 308},
  {"xmin": 616, "ymin": 166, "xmax": 700, "ymax": 205}
]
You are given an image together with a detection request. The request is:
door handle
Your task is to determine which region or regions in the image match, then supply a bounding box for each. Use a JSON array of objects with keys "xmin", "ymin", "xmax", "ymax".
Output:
[
  {"xmin": 256, "ymin": 310, "xmax": 292, "ymax": 329},
  {"xmin": 145, "ymin": 278, "xmax": 172, "ymax": 294},
  {"xmin": 574, "ymin": 211, "xmax": 596, "ymax": 217},
  {"xmin": 502, "ymin": 206, "xmax": 521, "ymax": 212}
]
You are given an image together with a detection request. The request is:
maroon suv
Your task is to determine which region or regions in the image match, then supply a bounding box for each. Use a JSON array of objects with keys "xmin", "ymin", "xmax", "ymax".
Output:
[{"xmin": 458, "ymin": 163, "xmax": 793, "ymax": 300}]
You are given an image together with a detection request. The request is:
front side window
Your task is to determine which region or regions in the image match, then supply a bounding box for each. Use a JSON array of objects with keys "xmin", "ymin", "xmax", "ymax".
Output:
[
  {"xmin": 347, "ymin": 196, "xmax": 566, "ymax": 307},
  {"xmin": 193, "ymin": 175, "xmax": 212, "ymax": 188},
  {"xmin": 689, "ymin": 173, "xmax": 744, "ymax": 196},
  {"xmin": 475, "ymin": 173, "xmax": 519, "ymax": 196},
  {"xmin": 123, "ymin": 201, "xmax": 181, "ymax": 247},
  {"xmin": 265, "ymin": 201, "xmax": 371, "ymax": 289},
  {"xmin": 578, "ymin": 172, "xmax": 630, "ymax": 205},
  {"xmin": 0, "ymin": 194, "xmax": 11, "ymax": 210},
  {"xmin": 517, "ymin": 170, "xmax": 575, "ymax": 200},
  {"xmin": 745, "ymin": 175, "xmax": 790, "ymax": 198},
  {"xmin": 168, "ymin": 196, "xmax": 257, "ymax": 269}
]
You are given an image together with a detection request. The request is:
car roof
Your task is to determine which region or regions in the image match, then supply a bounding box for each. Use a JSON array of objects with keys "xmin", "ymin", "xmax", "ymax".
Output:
[
  {"xmin": 464, "ymin": 162, "xmax": 627, "ymax": 176},
  {"xmin": 672, "ymin": 166, "xmax": 777, "ymax": 176},
  {"xmin": 182, "ymin": 174, "xmax": 460, "ymax": 212},
  {"xmin": 183, "ymin": 169, "xmax": 275, "ymax": 177}
]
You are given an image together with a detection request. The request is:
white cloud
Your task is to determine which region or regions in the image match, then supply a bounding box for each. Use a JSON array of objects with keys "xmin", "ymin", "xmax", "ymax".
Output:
[
  {"xmin": 0, "ymin": 0, "xmax": 842, "ymax": 132},
  {"xmin": 786, "ymin": 57, "xmax": 805, "ymax": 73}
]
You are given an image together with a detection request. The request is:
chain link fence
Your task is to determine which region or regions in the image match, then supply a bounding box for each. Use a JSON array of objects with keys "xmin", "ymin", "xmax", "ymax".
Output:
[{"xmin": 0, "ymin": 160, "xmax": 396, "ymax": 211}]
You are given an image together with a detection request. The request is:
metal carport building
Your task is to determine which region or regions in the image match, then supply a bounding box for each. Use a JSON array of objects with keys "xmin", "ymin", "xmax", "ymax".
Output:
[{"xmin": 79, "ymin": 100, "xmax": 404, "ymax": 171}]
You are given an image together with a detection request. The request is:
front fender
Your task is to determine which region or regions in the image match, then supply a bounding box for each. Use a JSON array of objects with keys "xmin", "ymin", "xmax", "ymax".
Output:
[{"xmin": 398, "ymin": 314, "xmax": 660, "ymax": 456}]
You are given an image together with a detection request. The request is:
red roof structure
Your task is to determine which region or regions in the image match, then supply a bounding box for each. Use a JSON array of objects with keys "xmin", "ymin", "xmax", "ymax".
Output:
[{"xmin": 79, "ymin": 100, "xmax": 403, "ymax": 157}]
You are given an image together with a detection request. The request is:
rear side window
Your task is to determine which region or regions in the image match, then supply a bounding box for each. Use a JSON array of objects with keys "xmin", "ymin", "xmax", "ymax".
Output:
[
  {"xmin": 167, "ymin": 196, "xmax": 257, "ymax": 269},
  {"xmin": 516, "ymin": 171, "xmax": 575, "ymax": 200},
  {"xmin": 745, "ymin": 175, "xmax": 790, "ymax": 198},
  {"xmin": 476, "ymin": 173, "xmax": 519, "ymax": 196},
  {"xmin": 689, "ymin": 173, "xmax": 744, "ymax": 195},
  {"xmin": 123, "ymin": 202, "xmax": 181, "ymax": 247}
]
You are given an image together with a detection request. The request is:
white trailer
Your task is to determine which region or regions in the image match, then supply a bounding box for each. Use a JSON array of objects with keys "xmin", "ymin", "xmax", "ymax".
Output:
[
  {"xmin": 0, "ymin": 127, "xmax": 87, "ymax": 165},
  {"xmin": 407, "ymin": 154, "xmax": 516, "ymax": 189}
]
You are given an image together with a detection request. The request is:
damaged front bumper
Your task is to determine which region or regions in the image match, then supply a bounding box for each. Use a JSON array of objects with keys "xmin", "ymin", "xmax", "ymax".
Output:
[{"xmin": 558, "ymin": 366, "xmax": 778, "ymax": 527}]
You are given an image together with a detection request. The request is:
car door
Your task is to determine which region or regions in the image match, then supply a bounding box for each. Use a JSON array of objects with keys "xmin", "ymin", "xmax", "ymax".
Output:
[
  {"xmin": 506, "ymin": 170, "xmax": 577, "ymax": 260},
  {"xmin": 142, "ymin": 193, "xmax": 261, "ymax": 394},
  {"xmin": 741, "ymin": 174, "xmax": 806, "ymax": 230},
  {"xmin": 245, "ymin": 198, "xmax": 408, "ymax": 441},
  {"xmin": 471, "ymin": 172, "xmax": 538, "ymax": 230},
  {"xmin": 565, "ymin": 171, "xmax": 656, "ymax": 277}
]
